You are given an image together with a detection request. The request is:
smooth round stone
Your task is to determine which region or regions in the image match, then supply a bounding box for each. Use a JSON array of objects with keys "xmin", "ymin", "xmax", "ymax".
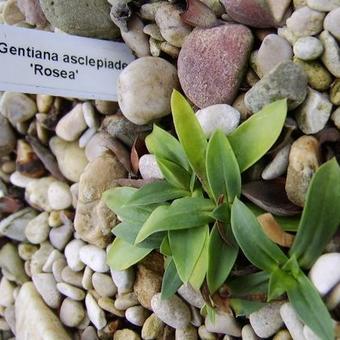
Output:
[
  {"xmin": 79, "ymin": 245, "xmax": 109, "ymax": 273},
  {"xmin": 49, "ymin": 223, "xmax": 73, "ymax": 250},
  {"xmin": 60, "ymin": 298, "xmax": 86, "ymax": 328},
  {"xmin": 64, "ymin": 239, "xmax": 86, "ymax": 272},
  {"xmin": 30, "ymin": 241, "xmax": 54, "ymax": 276},
  {"xmin": 177, "ymin": 284, "xmax": 205, "ymax": 309},
  {"xmin": 118, "ymin": 57, "xmax": 179, "ymax": 125},
  {"xmin": 332, "ymin": 107, "xmax": 340, "ymax": 129},
  {"xmin": 98, "ymin": 297, "xmax": 125, "ymax": 317},
  {"xmin": 330, "ymin": 79, "xmax": 340, "ymax": 105},
  {"xmin": 320, "ymin": 30, "xmax": 340, "ymax": 78},
  {"xmin": 85, "ymin": 293, "xmax": 107, "ymax": 330},
  {"xmin": 139, "ymin": 154, "xmax": 164, "ymax": 180},
  {"xmin": 262, "ymin": 144, "xmax": 291, "ymax": 180},
  {"xmin": 176, "ymin": 325, "xmax": 198, "ymax": 340},
  {"xmin": 18, "ymin": 244, "xmax": 38, "ymax": 261},
  {"xmin": 92, "ymin": 272, "xmax": 117, "ymax": 297},
  {"xmin": 178, "ymin": 24, "xmax": 253, "ymax": 108},
  {"xmin": 142, "ymin": 314, "xmax": 164, "ymax": 339},
  {"xmin": 309, "ymin": 253, "xmax": 340, "ymax": 295},
  {"xmin": 47, "ymin": 181, "xmax": 72, "ymax": 211},
  {"xmin": 0, "ymin": 115, "xmax": 16, "ymax": 157},
  {"xmin": 196, "ymin": 104, "xmax": 240, "ymax": 138},
  {"xmin": 26, "ymin": 177, "xmax": 56, "ymax": 212},
  {"xmin": 280, "ymin": 303, "xmax": 305, "ymax": 340},
  {"xmin": 82, "ymin": 266, "xmax": 93, "ymax": 290},
  {"xmin": 111, "ymin": 269, "xmax": 135, "ymax": 294},
  {"xmin": 82, "ymin": 102, "xmax": 99, "ymax": 129},
  {"xmin": 205, "ymin": 311, "xmax": 241, "ymax": 337},
  {"xmin": 293, "ymin": 37, "xmax": 324, "ymax": 60},
  {"xmin": 241, "ymin": 324, "xmax": 259, "ymax": 340},
  {"xmin": 61, "ymin": 266, "xmax": 83, "ymax": 288},
  {"xmin": 151, "ymin": 293, "xmax": 191, "ymax": 329},
  {"xmin": 56, "ymin": 282, "xmax": 85, "ymax": 301},
  {"xmin": 10, "ymin": 171, "xmax": 35, "ymax": 188},
  {"xmin": 306, "ymin": 0, "xmax": 340, "ymax": 11},
  {"xmin": 52, "ymin": 258, "xmax": 67, "ymax": 283},
  {"xmin": 114, "ymin": 329, "xmax": 141, "ymax": 340},
  {"xmin": 32, "ymin": 273, "xmax": 61, "ymax": 309},
  {"xmin": 198, "ymin": 325, "xmax": 217, "ymax": 340},
  {"xmin": 125, "ymin": 306, "xmax": 150, "ymax": 326},
  {"xmin": 114, "ymin": 292, "xmax": 139, "ymax": 310},
  {"xmin": 324, "ymin": 8, "xmax": 340, "ymax": 40},
  {"xmin": 0, "ymin": 278, "xmax": 15, "ymax": 307},
  {"xmin": 42, "ymin": 249, "xmax": 64, "ymax": 272}
]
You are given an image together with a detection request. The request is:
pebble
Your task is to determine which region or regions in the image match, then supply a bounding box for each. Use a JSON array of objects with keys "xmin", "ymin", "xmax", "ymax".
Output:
[
  {"xmin": 295, "ymin": 87, "xmax": 333, "ymax": 134},
  {"xmin": 320, "ymin": 30, "xmax": 340, "ymax": 78},
  {"xmin": 85, "ymin": 292, "xmax": 107, "ymax": 330},
  {"xmin": 36, "ymin": 94, "xmax": 53, "ymax": 113},
  {"xmin": 139, "ymin": 154, "xmax": 164, "ymax": 180},
  {"xmin": 330, "ymin": 79, "xmax": 340, "ymax": 105},
  {"xmin": 143, "ymin": 24, "xmax": 163, "ymax": 41},
  {"xmin": 52, "ymin": 258, "xmax": 67, "ymax": 283},
  {"xmin": 303, "ymin": 325, "xmax": 321, "ymax": 340},
  {"xmin": 190, "ymin": 306, "xmax": 203, "ymax": 327},
  {"xmin": 57, "ymin": 282, "xmax": 85, "ymax": 301},
  {"xmin": 195, "ymin": 104, "xmax": 240, "ymax": 138},
  {"xmin": 64, "ymin": 239, "xmax": 86, "ymax": 272},
  {"xmin": 198, "ymin": 325, "xmax": 217, "ymax": 339},
  {"xmin": 42, "ymin": 249, "xmax": 64, "ymax": 272},
  {"xmin": 332, "ymin": 107, "xmax": 340, "ymax": 129},
  {"xmin": 262, "ymin": 144, "xmax": 291, "ymax": 180},
  {"xmin": 293, "ymin": 37, "xmax": 324, "ymax": 60},
  {"xmin": 49, "ymin": 222, "xmax": 73, "ymax": 250},
  {"xmin": 0, "ymin": 92, "xmax": 37, "ymax": 126},
  {"xmin": 9, "ymin": 171, "xmax": 35, "ymax": 188},
  {"xmin": 327, "ymin": 283, "xmax": 340, "ymax": 309},
  {"xmin": 242, "ymin": 324, "xmax": 260, "ymax": 340},
  {"xmin": 3, "ymin": 0, "xmax": 25, "ymax": 25},
  {"xmin": 205, "ymin": 311, "xmax": 241, "ymax": 337},
  {"xmin": 30, "ymin": 241, "xmax": 54, "ymax": 275},
  {"xmin": 249, "ymin": 302, "xmax": 284, "ymax": 338},
  {"xmin": 4, "ymin": 305, "xmax": 15, "ymax": 334},
  {"xmin": 111, "ymin": 269, "xmax": 135, "ymax": 294},
  {"xmin": 142, "ymin": 313, "xmax": 164, "ymax": 339},
  {"xmin": 25, "ymin": 211, "xmax": 49, "ymax": 244},
  {"xmin": 245, "ymin": 61, "xmax": 308, "ymax": 112},
  {"xmin": 32, "ymin": 273, "xmax": 61, "ymax": 309},
  {"xmin": 95, "ymin": 100, "xmax": 118, "ymax": 115},
  {"xmin": 306, "ymin": 0, "xmax": 340, "ymax": 11},
  {"xmin": 47, "ymin": 181, "xmax": 72, "ymax": 210},
  {"xmin": 98, "ymin": 297, "xmax": 125, "ymax": 317},
  {"xmin": 82, "ymin": 266, "xmax": 94, "ymax": 290},
  {"xmin": 256, "ymin": 34, "xmax": 293, "ymax": 77},
  {"xmin": 61, "ymin": 266, "xmax": 83, "ymax": 288},
  {"xmin": 309, "ymin": 253, "xmax": 340, "ymax": 295},
  {"xmin": 177, "ymin": 284, "xmax": 205, "ymax": 309},
  {"xmin": 114, "ymin": 292, "xmax": 139, "ymax": 310},
  {"xmin": 155, "ymin": 3, "xmax": 191, "ymax": 47},
  {"xmin": 286, "ymin": 135, "xmax": 320, "ymax": 207},
  {"xmin": 178, "ymin": 24, "xmax": 253, "ymax": 108},
  {"xmin": 79, "ymin": 245, "xmax": 109, "ymax": 273},
  {"xmin": 118, "ymin": 56, "xmax": 179, "ymax": 125},
  {"xmin": 48, "ymin": 211, "xmax": 63, "ymax": 228},
  {"xmin": 18, "ymin": 243, "xmax": 38, "ymax": 261},
  {"xmin": 82, "ymin": 102, "xmax": 99, "ymax": 129},
  {"xmin": 273, "ymin": 329, "xmax": 294, "ymax": 340},
  {"xmin": 149, "ymin": 37, "xmax": 161, "ymax": 57},
  {"xmin": 286, "ymin": 6, "xmax": 325, "ymax": 37},
  {"xmin": 0, "ymin": 115, "xmax": 16, "ymax": 157},
  {"xmin": 125, "ymin": 306, "xmax": 150, "ymax": 326},
  {"xmin": 324, "ymin": 8, "xmax": 340, "ymax": 41},
  {"xmin": 140, "ymin": 2, "xmax": 163, "ymax": 20},
  {"xmin": 81, "ymin": 326, "xmax": 99, "ymax": 340},
  {"xmin": 84, "ymin": 132, "xmax": 109, "ymax": 162},
  {"xmin": 280, "ymin": 302, "xmax": 306, "ymax": 340},
  {"xmin": 60, "ymin": 298, "xmax": 86, "ymax": 328},
  {"xmin": 176, "ymin": 325, "xmax": 198, "ymax": 340},
  {"xmin": 114, "ymin": 329, "xmax": 141, "ymax": 340},
  {"xmin": 56, "ymin": 104, "xmax": 87, "ymax": 142},
  {"xmin": 0, "ymin": 278, "xmax": 15, "ymax": 307},
  {"xmin": 92, "ymin": 272, "xmax": 117, "ymax": 297}
]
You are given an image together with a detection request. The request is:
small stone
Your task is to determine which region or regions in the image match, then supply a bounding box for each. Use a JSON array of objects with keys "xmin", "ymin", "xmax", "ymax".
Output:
[
  {"xmin": 286, "ymin": 136, "xmax": 320, "ymax": 207},
  {"xmin": 32, "ymin": 273, "xmax": 61, "ymax": 309},
  {"xmin": 64, "ymin": 239, "xmax": 86, "ymax": 272},
  {"xmin": 4, "ymin": 305, "xmax": 15, "ymax": 334},
  {"xmin": 0, "ymin": 92, "xmax": 36, "ymax": 126},
  {"xmin": 143, "ymin": 24, "xmax": 163, "ymax": 41},
  {"xmin": 303, "ymin": 325, "xmax": 322, "ymax": 340},
  {"xmin": 273, "ymin": 329, "xmax": 293, "ymax": 340},
  {"xmin": 306, "ymin": 0, "xmax": 340, "ymax": 11},
  {"xmin": 47, "ymin": 181, "xmax": 72, "ymax": 210},
  {"xmin": 151, "ymin": 293, "xmax": 191, "ymax": 330},
  {"xmin": 118, "ymin": 56, "xmax": 179, "ymax": 125},
  {"xmin": 16, "ymin": 0, "xmax": 47, "ymax": 26},
  {"xmin": 0, "ymin": 278, "xmax": 15, "ymax": 307},
  {"xmin": 79, "ymin": 245, "xmax": 109, "ymax": 273},
  {"xmin": 256, "ymin": 34, "xmax": 293, "ymax": 77},
  {"xmin": 121, "ymin": 16, "xmax": 150, "ymax": 57},
  {"xmin": 286, "ymin": 7, "xmax": 324, "ymax": 38},
  {"xmin": 327, "ymin": 283, "xmax": 340, "ymax": 309},
  {"xmin": 98, "ymin": 297, "xmax": 125, "ymax": 317},
  {"xmin": 142, "ymin": 313, "xmax": 164, "ymax": 340},
  {"xmin": 140, "ymin": 2, "xmax": 164, "ymax": 21},
  {"xmin": 48, "ymin": 210, "xmax": 63, "ymax": 228},
  {"xmin": 0, "ymin": 115, "xmax": 16, "ymax": 157},
  {"xmin": 30, "ymin": 241, "xmax": 54, "ymax": 275},
  {"xmin": 125, "ymin": 306, "xmax": 150, "ymax": 326},
  {"xmin": 177, "ymin": 284, "xmax": 205, "ymax": 309},
  {"xmin": 245, "ymin": 61, "xmax": 308, "ymax": 112},
  {"xmin": 332, "ymin": 107, "xmax": 340, "ymax": 129},
  {"xmin": 57, "ymin": 282, "xmax": 85, "ymax": 301},
  {"xmin": 205, "ymin": 311, "xmax": 241, "ymax": 337},
  {"xmin": 155, "ymin": 3, "xmax": 191, "ymax": 47},
  {"xmin": 195, "ymin": 104, "xmax": 240, "ymax": 138},
  {"xmin": 25, "ymin": 211, "xmax": 49, "ymax": 244},
  {"xmin": 249, "ymin": 302, "xmax": 284, "ymax": 338},
  {"xmin": 295, "ymin": 87, "xmax": 332, "ymax": 134},
  {"xmin": 330, "ymin": 79, "xmax": 340, "ymax": 106},
  {"xmin": 178, "ymin": 24, "xmax": 253, "ymax": 108},
  {"xmin": 49, "ymin": 223, "xmax": 73, "ymax": 250},
  {"xmin": 36, "ymin": 94, "xmax": 53, "ymax": 112},
  {"xmin": 42, "ymin": 249, "xmax": 64, "ymax": 272},
  {"xmin": 198, "ymin": 325, "xmax": 217, "ymax": 340},
  {"xmin": 85, "ymin": 292, "xmax": 107, "ymax": 330},
  {"xmin": 114, "ymin": 329, "xmax": 141, "ymax": 340},
  {"xmin": 139, "ymin": 154, "xmax": 164, "ymax": 180},
  {"xmin": 111, "ymin": 268, "xmax": 135, "ymax": 294},
  {"xmin": 50, "ymin": 136, "xmax": 88, "ymax": 182},
  {"xmin": 82, "ymin": 102, "xmax": 99, "ymax": 129},
  {"xmin": 324, "ymin": 8, "xmax": 340, "ymax": 41},
  {"xmin": 309, "ymin": 253, "xmax": 340, "ymax": 295},
  {"xmin": 18, "ymin": 243, "xmax": 38, "ymax": 261},
  {"xmin": 3, "ymin": 0, "xmax": 25, "ymax": 24},
  {"xmin": 60, "ymin": 298, "xmax": 86, "ymax": 328},
  {"xmin": 190, "ymin": 306, "xmax": 203, "ymax": 327},
  {"xmin": 320, "ymin": 30, "xmax": 340, "ymax": 78},
  {"xmin": 242, "ymin": 324, "xmax": 260, "ymax": 340},
  {"xmin": 84, "ymin": 132, "xmax": 109, "ymax": 161},
  {"xmin": 0, "ymin": 318, "xmax": 10, "ymax": 331},
  {"xmin": 82, "ymin": 266, "xmax": 93, "ymax": 290},
  {"xmin": 114, "ymin": 292, "xmax": 139, "ymax": 310},
  {"xmin": 95, "ymin": 100, "xmax": 118, "ymax": 115},
  {"xmin": 61, "ymin": 266, "xmax": 83, "ymax": 288},
  {"xmin": 176, "ymin": 325, "xmax": 198, "ymax": 340},
  {"xmin": 278, "ymin": 26, "xmax": 300, "ymax": 45},
  {"xmin": 10, "ymin": 171, "xmax": 34, "ymax": 188},
  {"xmin": 293, "ymin": 37, "xmax": 324, "ymax": 60},
  {"xmin": 52, "ymin": 258, "xmax": 67, "ymax": 282},
  {"xmin": 149, "ymin": 37, "xmax": 161, "ymax": 57},
  {"xmin": 280, "ymin": 302, "xmax": 305, "ymax": 340},
  {"xmin": 262, "ymin": 144, "xmax": 291, "ymax": 180},
  {"xmin": 160, "ymin": 41, "xmax": 180, "ymax": 58},
  {"xmin": 92, "ymin": 272, "xmax": 117, "ymax": 297}
]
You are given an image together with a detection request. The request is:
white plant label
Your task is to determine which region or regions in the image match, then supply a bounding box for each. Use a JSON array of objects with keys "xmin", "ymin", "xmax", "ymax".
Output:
[{"xmin": 0, "ymin": 25, "xmax": 135, "ymax": 100}]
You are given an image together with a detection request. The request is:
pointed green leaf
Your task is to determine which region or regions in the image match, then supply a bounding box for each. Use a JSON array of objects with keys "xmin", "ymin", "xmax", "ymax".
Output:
[
  {"xmin": 229, "ymin": 299, "xmax": 266, "ymax": 317},
  {"xmin": 287, "ymin": 272, "xmax": 334, "ymax": 340},
  {"xmin": 145, "ymin": 125, "xmax": 190, "ymax": 171},
  {"xmin": 160, "ymin": 236, "xmax": 172, "ymax": 256},
  {"xmin": 135, "ymin": 197, "xmax": 214, "ymax": 243},
  {"xmin": 171, "ymin": 90, "xmax": 210, "ymax": 193},
  {"xmin": 267, "ymin": 268, "xmax": 292, "ymax": 301},
  {"xmin": 207, "ymin": 223, "xmax": 238, "ymax": 294},
  {"xmin": 211, "ymin": 203, "xmax": 230, "ymax": 223},
  {"xmin": 206, "ymin": 130, "xmax": 241, "ymax": 204},
  {"xmin": 228, "ymin": 99, "xmax": 287, "ymax": 172},
  {"xmin": 161, "ymin": 258, "xmax": 183, "ymax": 299},
  {"xmin": 107, "ymin": 238, "xmax": 152, "ymax": 271},
  {"xmin": 290, "ymin": 158, "xmax": 340, "ymax": 268},
  {"xmin": 231, "ymin": 198, "xmax": 288, "ymax": 272},
  {"xmin": 169, "ymin": 225, "xmax": 208, "ymax": 282}
]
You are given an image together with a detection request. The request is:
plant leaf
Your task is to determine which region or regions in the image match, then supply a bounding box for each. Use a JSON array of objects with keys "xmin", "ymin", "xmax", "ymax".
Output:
[
  {"xmin": 228, "ymin": 99, "xmax": 287, "ymax": 172},
  {"xmin": 107, "ymin": 238, "xmax": 152, "ymax": 271},
  {"xmin": 207, "ymin": 223, "xmax": 238, "ymax": 294},
  {"xmin": 267, "ymin": 268, "xmax": 292, "ymax": 301},
  {"xmin": 169, "ymin": 225, "xmax": 208, "ymax": 282},
  {"xmin": 145, "ymin": 125, "xmax": 190, "ymax": 171},
  {"xmin": 156, "ymin": 157, "xmax": 192, "ymax": 190},
  {"xmin": 286, "ymin": 272, "xmax": 334, "ymax": 340},
  {"xmin": 126, "ymin": 181, "xmax": 189, "ymax": 206},
  {"xmin": 229, "ymin": 299, "xmax": 266, "ymax": 317},
  {"xmin": 231, "ymin": 198, "xmax": 288, "ymax": 272},
  {"xmin": 171, "ymin": 90, "xmax": 210, "ymax": 194},
  {"xmin": 160, "ymin": 236, "xmax": 172, "ymax": 256},
  {"xmin": 135, "ymin": 197, "xmax": 214, "ymax": 243},
  {"xmin": 161, "ymin": 258, "xmax": 183, "ymax": 299},
  {"xmin": 289, "ymin": 158, "xmax": 340, "ymax": 268},
  {"xmin": 206, "ymin": 130, "xmax": 241, "ymax": 204}
]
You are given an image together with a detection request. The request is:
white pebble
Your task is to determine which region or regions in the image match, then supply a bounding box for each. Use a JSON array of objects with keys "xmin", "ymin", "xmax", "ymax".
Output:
[
  {"xmin": 306, "ymin": 0, "xmax": 340, "ymax": 11},
  {"xmin": 82, "ymin": 266, "xmax": 94, "ymax": 290},
  {"xmin": 280, "ymin": 303, "xmax": 306, "ymax": 340},
  {"xmin": 57, "ymin": 282, "xmax": 85, "ymax": 300},
  {"xmin": 79, "ymin": 128, "xmax": 96, "ymax": 148},
  {"xmin": 52, "ymin": 258, "xmax": 67, "ymax": 282},
  {"xmin": 205, "ymin": 310, "xmax": 241, "ymax": 337},
  {"xmin": 25, "ymin": 212, "xmax": 50, "ymax": 244},
  {"xmin": 49, "ymin": 223, "xmax": 73, "ymax": 250},
  {"xmin": 47, "ymin": 181, "xmax": 72, "ymax": 210},
  {"xmin": 64, "ymin": 239, "xmax": 86, "ymax": 272},
  {"xmin": 42, "ymin": 249, "xmax": 64, "ymax": 272},
  {"xmin": 293, "ymin": 37, "xmax": 324, "ymax": 60},
  {"xmin": 92, "ymin": 272, "xmax": 117, "ymax": 297},
  {"xmin": 324, "ymin": 8, "xmax": 340, "ymax": 41},
  {"xmin": 320, "ymin": 30, "xmax": 340, "ymax": 78},
  {"xmin": 82, "ymin": 101, "xmax": 99, "ymax": 129},
  {"xmin": 79, "ymin": 245, "xmax": 109, "ymax": 273},
  {"xmin": 262, "ymin": 144, "xmax": 291, "ymax": 180},
  {"xmin": 32, "ymin": 273, "xmax": 61, "ymax": 309},
  {"xmin": 111, "ymin": 269, "xmax": 135, "ymax": 294},
  {"xmin": 85, "ymin": 292, "xmax": 107, "ymax": 330},
  {"xmin": 139, "ymin": 154, "xmax": 164, "ymax": 180},
  {"xmin": 125, "ymin": 305, "xmax": 150, "ymax": 326},
  {"xmin": 60, "ymin": 298, "xmax": 86, "ymax": 328}
]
